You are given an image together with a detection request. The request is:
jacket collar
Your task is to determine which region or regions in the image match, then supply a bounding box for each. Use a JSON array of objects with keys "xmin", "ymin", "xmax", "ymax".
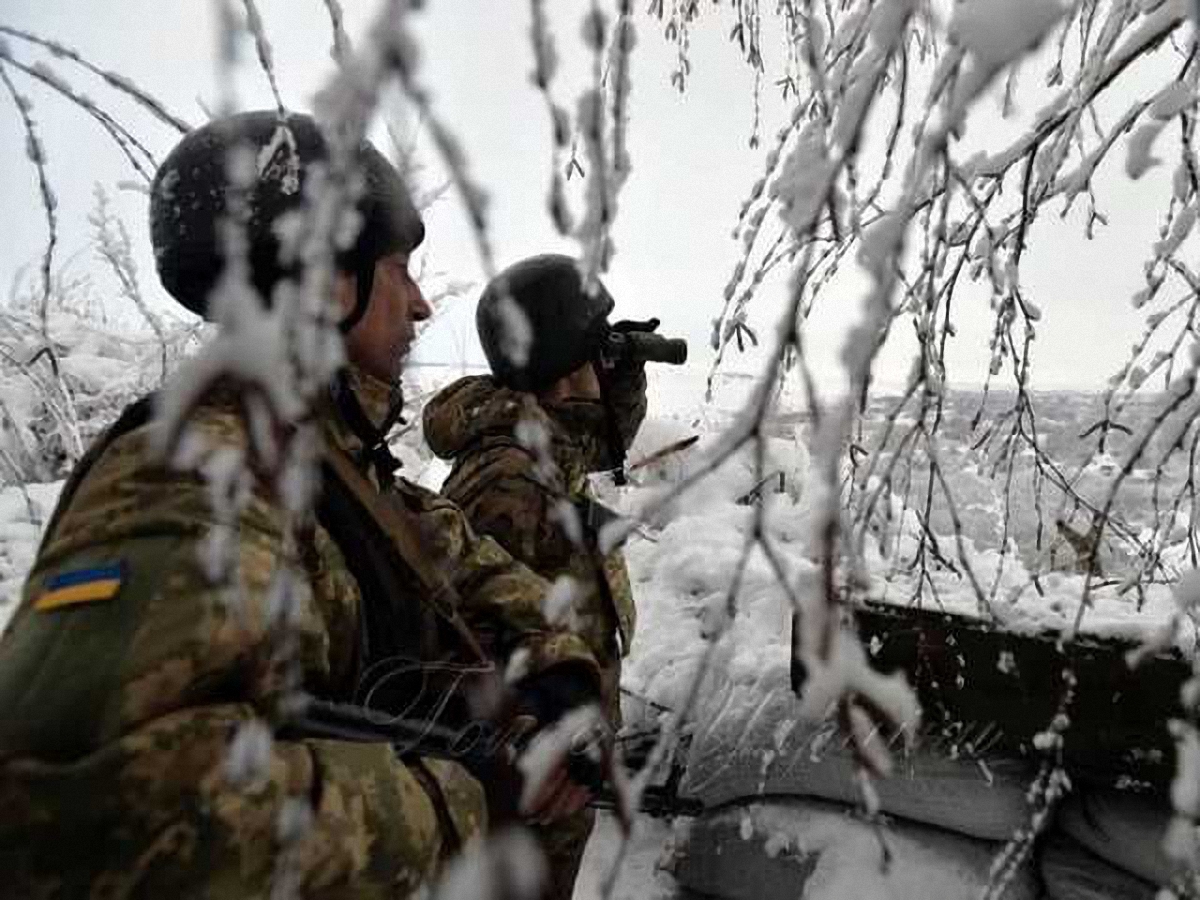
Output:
[{"xmin": 324, "ymin": 366, "xmax": 405, "ymax": 487}]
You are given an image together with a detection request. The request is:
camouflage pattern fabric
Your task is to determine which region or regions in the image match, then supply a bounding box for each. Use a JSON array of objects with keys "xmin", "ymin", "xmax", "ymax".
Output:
[
  {"xmin": 423, "ymin": 367, "xmax": 647, "ymax": 899},
  {"xmin": 329, "ymin": 369, "xmax": 600, "ymax": 681},
  {"xmin": 0, "ymin": 366, "xmax": 595, "ymax": 899},
  {"xmin": 0, "ymin": 703, "xmax": 478, "ymax": 900}
]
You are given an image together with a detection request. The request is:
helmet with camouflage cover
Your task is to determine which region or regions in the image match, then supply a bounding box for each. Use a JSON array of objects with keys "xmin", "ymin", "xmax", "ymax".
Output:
[
  {"xmin": 149, "ymin": 109, "xmax": 423, "ymax": 329},
  {"xmin": 476, "ymin": 254, "xmax": 614, "ymax": 393}
]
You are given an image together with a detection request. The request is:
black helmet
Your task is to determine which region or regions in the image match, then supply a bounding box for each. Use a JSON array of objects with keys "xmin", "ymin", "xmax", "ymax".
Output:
[
  {"xmin": 149, "ymin": 110, "xmax": 423, "ymax": 322},
  {"xmin": 477, "ymin": 254, "xmax": 614, "ymax": 392}
]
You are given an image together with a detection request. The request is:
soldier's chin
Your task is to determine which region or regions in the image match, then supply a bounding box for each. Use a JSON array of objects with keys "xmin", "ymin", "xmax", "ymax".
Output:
[{"xmin": 386, "ymin": 342, "xmax": 411, "ymax": 383}]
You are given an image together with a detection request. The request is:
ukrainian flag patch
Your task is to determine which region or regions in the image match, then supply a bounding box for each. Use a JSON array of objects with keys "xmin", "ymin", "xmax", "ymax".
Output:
[{"xmin": 35, "ymin": 563, "xmax": 125, "ymax": 612}]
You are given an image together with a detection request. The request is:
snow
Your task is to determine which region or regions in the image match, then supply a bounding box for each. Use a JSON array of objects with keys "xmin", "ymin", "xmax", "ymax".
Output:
[
  {"xmin": 224, "ymin": 718, "xmax": 275, "ymax": 790},
  {"xmin": 0, "ymin": 480, "xmax": 61, "ymax": 627},
  {"xmin": 492, "ymin": 292, "xmax": 533, "ymax": 368},
  {"xmin": 1151, "ymin": 80, "xmax": 1198, "ymax": 119},
  {"xmin": 542, "ymin": 574, "xmax": 581, "ymax": 627},
  {"xmin": 949, "ymin": 0, "xmax": 1067, "ymax": 70},
  {"xmin": 1170, "ymin": 720, "xmax": 1200, "ymax": 818},
  {"xmin": 0, "ymin": 371, "xmax": 1192, "ymax": 894},
  {"xmin": 528, "ymin": 0, "xmax": 558, "ymax": 89},
  {"xmin": 1127, "ymin": 120, "xmax": 1168, "ymax": 179},
  {"xmin": 1154, "ymin": 202, "xmax": 1197, "ymax": 258},
  {"xmin": 771, "ymin": 122, "xmax": 836, "ymax": 237},
  {"xmin": 677, "ymin": 799, "xmax": 1040, "ymax": 899},
  {"xmin": 573, "ymin": 814, "xmax": 678, "ymax": 900}
]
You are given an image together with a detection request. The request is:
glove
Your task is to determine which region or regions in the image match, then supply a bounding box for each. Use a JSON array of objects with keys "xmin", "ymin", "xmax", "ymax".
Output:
[
  {"xmin": 512, "ymin": 664, "xmax": 606, "ymax": 823},
  {"xmin": 513, "ymin": 662, "xmax": 600, "ymax": 730}
]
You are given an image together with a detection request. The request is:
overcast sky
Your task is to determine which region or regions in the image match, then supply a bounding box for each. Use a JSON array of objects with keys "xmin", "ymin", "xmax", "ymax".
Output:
[{"xmin": 0, "ymin": 1, "xmax": 1187, "ymax": 397}]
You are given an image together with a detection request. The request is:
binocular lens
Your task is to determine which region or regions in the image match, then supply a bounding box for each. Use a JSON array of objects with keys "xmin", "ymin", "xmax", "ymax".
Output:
[{"xmin": 617, "ymin": 332, "xmax": 688, "ymax": 365}]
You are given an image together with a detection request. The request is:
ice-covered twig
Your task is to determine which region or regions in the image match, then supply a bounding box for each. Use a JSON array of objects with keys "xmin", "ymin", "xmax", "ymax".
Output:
[
  {"xmin": 970, "ymin": 0, "xmax": 1188, "ymax": 180},
  {"xmin": 89, "ymin": 185, "xmax": 169, "ymax": 382},
  {"xmin": 575, "ymin": 3, "xmax": 613, "ymax": 288},
  {"xmin": 362, "ymin": 7, "xmax": 495, "ymax": 277},
  {"xmin": 982, "ymin": 673, "xmax": 1076, "ymax": 900},
  {"xmin": 320, "ymin": 0, "xmax": 352, "ymax": 65},
  {"xmin": 528, "ymin": 0, "xmax": 574, "ymax": 235},
  {"xmin": 241, "ymin": 0, "xmax": 286, "ymax": 115},
  {"xmin": 0, "ymin": 60, "xmax": 61, "ymax": 382},
  {"xmin": 1071, "ymin": 365, "xmax": 1200, "ymax": 636},
  {"xmin": 0, "ymin": 50, "xmax": 156, "ymax": 180},
  {"xmin": 0, "ymin": 24, "xmax": 190, "ymax": 133}
]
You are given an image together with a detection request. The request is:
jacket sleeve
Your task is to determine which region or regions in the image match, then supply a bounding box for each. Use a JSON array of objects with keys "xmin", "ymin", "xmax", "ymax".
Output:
[
  {"xmin": 449, "ymin": 447, "xmax": 577, "ymax": 578},
  {"xmin": 553, "ymin": 364, "xmax": 648, "ymax": 474},
  {"xmin": 396, "ymin": 479, "xmax": 600, "ymax": 691},
  {"xmin": 441, "ymin": 445, "xmax": 636, "ymax": 662},
  {"xmin": 604, "ymin": 361, "xmax": 648, "ymax": 451},
  {"xmin": 0, "ymin": 411, "xmax": 365, "ymax": 753}
]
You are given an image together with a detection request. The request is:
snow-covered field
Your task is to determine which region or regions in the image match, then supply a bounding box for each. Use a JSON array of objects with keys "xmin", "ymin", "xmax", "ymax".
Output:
[{"xmin": 0, "ymin": 371, "xmax": 1189, "ymax": 897}]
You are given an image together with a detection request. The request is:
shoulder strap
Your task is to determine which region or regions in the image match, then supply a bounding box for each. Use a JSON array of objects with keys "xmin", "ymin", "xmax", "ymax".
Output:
[
  {"xmin": 36, "ymin": 394, "xmax": 157, "ymax": 555},
  {"xmin": 322, "ymin": 448, "xmax": 489, "ymax": 664}
]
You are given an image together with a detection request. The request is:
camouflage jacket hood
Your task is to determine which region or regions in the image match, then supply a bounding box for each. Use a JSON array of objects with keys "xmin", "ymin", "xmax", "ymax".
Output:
[{"xmin": 423, "ymin": 375, "xmax": 623, "ymax": 482}]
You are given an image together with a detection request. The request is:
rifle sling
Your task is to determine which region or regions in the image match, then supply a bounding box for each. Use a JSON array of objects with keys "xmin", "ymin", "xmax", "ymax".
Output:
[{"xmin": 323, "ymin": 447, "xmax": 489, "ymax": 665}]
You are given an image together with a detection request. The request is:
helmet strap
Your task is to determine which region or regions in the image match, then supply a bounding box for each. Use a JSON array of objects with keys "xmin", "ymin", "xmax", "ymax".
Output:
[
  {"xmin": 338, "ymin": 258, "xmax": 376, "ymax": 334},
  {"xmin": 330, "ymin": 369, "xmax": 404, "ymax": 488}
]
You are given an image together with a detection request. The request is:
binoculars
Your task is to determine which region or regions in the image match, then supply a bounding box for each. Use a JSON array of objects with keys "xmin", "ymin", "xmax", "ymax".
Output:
[{"xmin": 599, "ymin": 319, "xmax": 688, "ymax": 367}]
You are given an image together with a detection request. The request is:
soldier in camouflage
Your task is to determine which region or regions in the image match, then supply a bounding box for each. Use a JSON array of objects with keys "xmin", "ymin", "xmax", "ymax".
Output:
[
  {"xmin": 424, "ymin": 255, "xmax": 649, "ymax": 900},
  {"xmin": 0, "ymin": 114, "xmax": 599, "ymax": 898}
]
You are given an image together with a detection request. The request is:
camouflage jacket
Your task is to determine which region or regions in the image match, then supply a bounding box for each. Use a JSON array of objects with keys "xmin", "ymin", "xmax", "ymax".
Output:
[
  {"xmin": 423, "ymin": 368, "xmax": 646, "ymax": 704},
  {"xmin": 0, "ymin": 366, "xmax": 598, "ymax": 898}
]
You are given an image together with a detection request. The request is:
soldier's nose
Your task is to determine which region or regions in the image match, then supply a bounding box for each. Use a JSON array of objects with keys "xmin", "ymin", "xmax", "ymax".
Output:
[{"xmin": 414, "ymin": 293, "xmax": 432, "ymax": 322}]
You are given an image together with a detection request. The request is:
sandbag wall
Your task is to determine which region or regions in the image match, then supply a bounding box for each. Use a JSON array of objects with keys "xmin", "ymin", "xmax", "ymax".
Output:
[
  {"xmin": 673, "ymin": 699, "xmax": 1174, "ymax": 897},
  {"xmin": 673, "ymin": 679, "xmax": 1044, "ymax": 897},
  {"xmin": 1040, "ymin": 790, "xmax": 1173, "ymax": 899}
]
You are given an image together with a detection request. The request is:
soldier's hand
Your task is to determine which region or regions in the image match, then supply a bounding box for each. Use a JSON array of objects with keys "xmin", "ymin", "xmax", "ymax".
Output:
[
  {"xmin": 524, "ymin": 757, "xmax": 592, "ymax": 824},
  {"xmin": 515, "ymin": 706, "xmax": 604, "ymax": 824}
]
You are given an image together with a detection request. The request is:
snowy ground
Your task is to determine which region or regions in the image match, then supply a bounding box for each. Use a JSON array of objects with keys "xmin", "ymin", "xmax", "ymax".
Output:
[
  {"xmin": 0, "ymin": 480, "xmax": 63, "ymax": 620},
  {"xmin": 574, "ymin": 815, "xmax": 680, "ymax": 900}
]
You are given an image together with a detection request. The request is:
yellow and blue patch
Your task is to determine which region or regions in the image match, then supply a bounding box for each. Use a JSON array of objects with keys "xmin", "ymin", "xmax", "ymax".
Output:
[{"xmin": 34, "ymin": 563, "xmax": 125, "ymax": 612}]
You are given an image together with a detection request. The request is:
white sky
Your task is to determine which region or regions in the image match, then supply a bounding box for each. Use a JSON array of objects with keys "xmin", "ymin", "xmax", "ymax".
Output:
[{"xmin": 0, "ymin": 1, "xmax": 1189, "ymax": 395}]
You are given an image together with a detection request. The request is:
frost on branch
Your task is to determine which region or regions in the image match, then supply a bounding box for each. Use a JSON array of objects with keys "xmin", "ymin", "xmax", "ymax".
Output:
[
  {"xmin": 636, "ymin": 2, "xmax": 1200, "ymax": 892},
  {"xmin": 492, "ymin": 291, "xmax": 533, "ymax": 369},
  {"xmin": 949, "ymin": 0, "xmax": 1068, "ymax": 70},
  {"xmin": 0, "ymin": 24, "xmax": 190, "ymax": 133},
  {"xmin": 770, "ymin": 123, "xmax": 837, "ymax": 238},
  {"xmin": 13, "ymin": 0, "xmax": 1200, "ymax": 894},
  {"xmin": 1127, "ymin": 119, "xmax": 1168, "ymax": 178}
]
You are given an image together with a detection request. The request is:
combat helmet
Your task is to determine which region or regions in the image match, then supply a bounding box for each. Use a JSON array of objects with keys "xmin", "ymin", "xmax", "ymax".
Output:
[
  {"xmin": 149, "ymin": 110, "xmax": 423, "ymax": 330},
  {"xmin": 476, "ymin": 254, "xmax": 614, "ymax": 393}
]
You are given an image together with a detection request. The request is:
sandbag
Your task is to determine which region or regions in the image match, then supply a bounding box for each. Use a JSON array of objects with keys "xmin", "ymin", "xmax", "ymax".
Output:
[
  {"xmin": 1058, "ymin": 789, "xmax": 1179, "ymax": 887},
  {"xmin": 1040, "ymin": 830, "xmax": 1157, "ymax": 900},
  {"xmin": 675, "ymin": 797, "xmax": 1038, "ymax": 900},
  {"xmin": 683, "ymin": 681, "xmax": 1035, "ymax": 840}
]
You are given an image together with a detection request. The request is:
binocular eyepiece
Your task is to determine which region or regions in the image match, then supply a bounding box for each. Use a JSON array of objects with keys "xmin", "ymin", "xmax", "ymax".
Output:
[{"xmin": 600, "ymin": 329, "xmax": 688, "ymax": 367}]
